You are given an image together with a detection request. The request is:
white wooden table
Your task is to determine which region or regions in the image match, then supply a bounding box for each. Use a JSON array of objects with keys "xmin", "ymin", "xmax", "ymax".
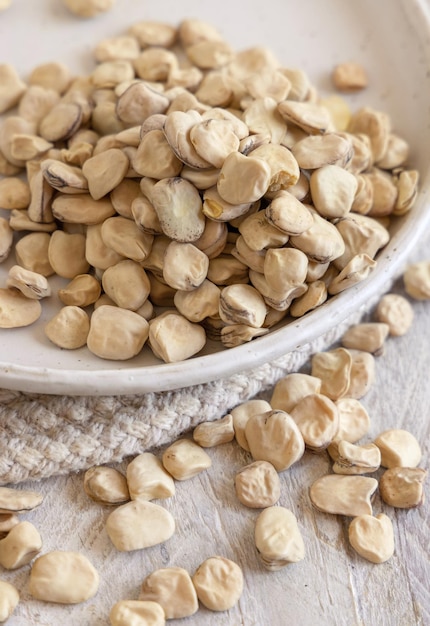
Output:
[{"xmin": 1, "ymin": 230, "xmax": 429, "ymax": 626}]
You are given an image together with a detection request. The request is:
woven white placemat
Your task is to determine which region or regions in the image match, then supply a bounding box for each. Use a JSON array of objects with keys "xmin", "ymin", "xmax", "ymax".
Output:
[{"xmin": 0, "ymin": 305, "xmax": 374, "ymax": 486}]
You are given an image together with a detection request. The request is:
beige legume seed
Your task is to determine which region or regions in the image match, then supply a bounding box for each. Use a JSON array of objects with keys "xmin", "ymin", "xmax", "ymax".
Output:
[
  {"xmin": 192, "ymin": 556, "xmax": 243, "ymax": 611},
  {"xmin": 82, "ymin": 148, "xmax": 129, "ymax": 200},
  {"xmin": 194, "ymin": 72, "xmax": 233, "ymax": 107},
  {"xmin": 101, "ymin": 216, "xmax": 154, "ymax": 262},
  {"xmin": 232, "ymin": 236, "xmax": 266, "ymax": 273},
  {"xmin": 245, "ymin": 409, "xmax": 305, "ymax": 471},
  {"xmin": 17, "ymin": 85, "xmax": 58, "ymax": 126},
  {"xmin": 306, "ymin": 259, "xmax": 330, "ymax": 282},
  {"xmin": 0, "ymin": 177, "xmax": 31, "ymax": 210},
  {"xmin": 85, "ymin": 223, "xmax": 124, "ymax": 270},
  {"xmin": 394, "ymin": 169, "xmax": 419, "ymax": 215},
  {"xmin": 45, "ymin": 306, "xmax": 90, "ymax": 349},
  {"xmin": 29, "ymin": 62, "xmax": 71, "ymax": 95},
  {"xmin": 186, "ymin": 39, "xmax": 234, "ymax": 70},
  {"xmin": 0, "ymin": 115, "xmax": 35, "ymax": 167},
  {"xmin": 219, "ymin": 283, "xmax": 267, "ymax": 328},
  {"xmin": 126, "ymin": 453, "xmax": 175, "ymax": 501},
  {"xmin": 230, "ymin": 399, "xmax": 272, "ymax": 452},
  {"xmin": 179, "ymin": 18, "xmax": 223, "ymax": 47},
  {"xmin": 289, "ymin": 210, "xmax": 346, "ymax": 264},
  {"xmin": 102, "ymin": 260, "xmax": 150, "ymax": 310},
  {"xmin": 110, "ymin": 600, "xmax": 166, "ymax": 626},
  {"xmin": 8, "ymin": 209, "xmax": 56, "ymax": 233},
  {"xmin": 290, "ymin": 393, "xmax": 339, "ymax": 452},
  {"xmin": 190, "ymin": 119, "xmax": 240, "ymax": 169},
  {"xmin": 6, "ymin": 265, "xmax": 51, "ymax": 300},
  {"xmin": 109, "ymin": 179, "xmax": 142, "ymax": 219},
  {"xmin": 163, "ymin": 110, "xmax": 212, "ymax": 169},
  {"xmin": 174, "ymin": 279, "xmax": 220, "ymax": 323},
  {"xmin": 377, "ymin": 133, "xmax": 410, "ymax": 170},
  {"xmin": 217, "ymin": 151, "xmax": 272, "ymax": 205},
  {"xmin": 129, "ymin": 20, "xmax": 177, "ymax": 48},
  {"xmin": 52, "ymin": 193, "xmax": 115, "ymax": 225},
  {"xmin": 332, "ymin": 441, "xmax": 381, "ymax": 475},
  {"xmin": 92, "ymin": 60, "xmax": 135, "ymax": 89},
  {"xmin": 0, "ymin": 288, "xmax": 42, "ymax": 329},
  {"xmin": 291, "ymin": 133, "xmax": 353, "ymax": 170},
  {"xmin": 39, "ymin": 102, "xmax": 83, "ymax": 143},
  {"xmin": 249, "ymin": 270, "xmax": 307, "ymax": 312},
  {"xmin": 151, "ymin": 177, "xmax": 205, "ymax": 243},
  {"xmin": 311, "ymin": 347, "xmax": 352, "ymax": 400},
  {"xmin": 133, "ymin": 129, "xmax": 183, "ymax": 179},
  {"xmin": 238, "ymin": 210, "xmax": 289, "ymax": 252},
  {"xmin": 254, "ymin": 506, "xmax": 305, "ymax": 570},
  {"xmin": 348, "ymin": 106, "xmax": 391, "ymax": 162},
  {"xmin": 332, "ymin": 62, "xmax": 368, "ymax": 92},
  {"xmin": 29, "ymin": 551, "xmax": 99, "ymax": 604},
  {"xmin": 310, "ymin": 164, "xmax": 358, "ymax": 219},
  {"xmin": 84, "ymin": 466, "xmax": 130, "ymax": 505},
  {"xmin": 134, "ymin": 48, "xmax": 178, "ymax": 82},
  {"xmin": 289, "ymin": 279, "xmax": 327, "ymax": 317},
  {"xmin": 0, "ymin": 218, "xmax": 13, "ymax": 262},
  {"xmin": 148, "ymin": 312, "xmax": 206, "ymax": 363},
  {"xmin": 270, "ymin": 373, "xmax": 322, "ymax": 413},
  {"xmin": 364, "ymin": 168, "xmax": 398, "ymax": 217},
  {"xmin": 10, "ymin": 133, "xmax": 53, "ymax": 161},
  {"xmin": 0, "ymin": 521, "xmax": 42, "ymax": 570},
  {"xmin": 162, "ymin": 438, "xmax": 211, "ymax": 481},
  {"xmin": 309, "ymin": 474, "xmax": 378, "ymax": 516},
  {"xmin": 379, "ymin": 467, "xmax": 427, "ymax": 509},
  {"xmin": 374, "ymin": 429, "xmax": 422, "ymax": 469},
  {"xmin": 403, "ymin": 260, "xmax": 430, "ymax": 300},
  {"xmin": 235, "ymin": 460, "xmax": 280, "ymax": 508},
  {"xmin": 0, "ymin": 149, "xmax": 22, "ymax": 176},
  {"xmin": 348, "ymin": 514, "xmax": 394, "ymax": 564},
  {"xmin": 106, "ymin": 500, "xmax": 175, "ymax": 551},
  {"xmin": 40, "ymin": 159, "xmax": 88, "ymax": 194},
  {"xmin": 193, "ymin": 414, "xmax": 235, "ymax": 448},
  {"xmin": 375, "ymin": 293, "xmax": 414, "ymax": 336},
  {"xmin": 15, "ymin": 232, "xmax": 53, "ymax": 276},
  {"xmin": 208, "ymin": 254, "xmax": 249, "ymax": 286},
  {"xmin": 58, "ymin": 274, "xmax": 101, "ymax": 307},
  {"xmin": 0, "ymin": 580, "xmax": 19, "ymax": 622},
  {"xmin": 87, "ymin": 305, "xmax": 149, "ymax": 360},
  {"xmin": 334, "ymin": 213, "xmax": 389, "ymax": 271},
  {"xmin": 341, "ymin": 322, "xmax": 389, "ymax": 355},
  {"xmin": 265, "ymin": 190, "xmax": 313, "ymax": 236},
  {"xmin": 333, "ymin": 397, "xmax": 371, "ymax": 443},
  {"xmin": 242, "ymin": 97, "xmax": 286, "ymax": 144},
  {"xmin": 221, "ymin": 323, "xmax": 269, "ymax": 347},
  {"xmin": 346, "ymin": 349, "xmax": 376, "ymax": 399},
  {"xmin": 0, "ymin": 64, "xmax": 26, "ymax": 114},
  {"xmin": 162, "ymin": 241, "xmax": 209, "ymax": 291},
  {"xmin": 277, "ymin": 100, "xmax": 332, "ymax": 135},
  {"xmin": 140, "ymin": 567, "xmax": 198, "ymax": 619},
  {"xmin": 95, "ymin": 35, "xmax": 140, "ymax": 62},
  {"xmin": 48, "ymin": 230, "xmax": 89, "ymax": 278}
]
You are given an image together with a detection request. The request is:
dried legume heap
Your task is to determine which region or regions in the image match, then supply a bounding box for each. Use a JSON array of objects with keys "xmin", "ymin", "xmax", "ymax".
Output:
[{"xmin": 0, "ymin": 17, "xmax": 421, "ymax": 362}]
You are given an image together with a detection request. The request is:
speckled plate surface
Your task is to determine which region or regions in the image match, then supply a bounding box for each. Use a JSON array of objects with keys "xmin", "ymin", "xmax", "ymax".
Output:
[{"xmin": 0, "ymin": 0, "xmax": 429, "ymax": 395}]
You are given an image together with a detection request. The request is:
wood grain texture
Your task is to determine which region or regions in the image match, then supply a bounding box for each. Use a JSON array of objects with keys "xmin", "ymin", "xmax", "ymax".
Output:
[{"xmin": 1, "ymin": 238, "xmax": 429, "ymax": 626}]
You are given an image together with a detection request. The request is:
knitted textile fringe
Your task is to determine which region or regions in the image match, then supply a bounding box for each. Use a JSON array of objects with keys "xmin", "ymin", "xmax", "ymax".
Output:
[{"xmin": 0, "ymin": 306, "xmax": 372, "ymax": 486}]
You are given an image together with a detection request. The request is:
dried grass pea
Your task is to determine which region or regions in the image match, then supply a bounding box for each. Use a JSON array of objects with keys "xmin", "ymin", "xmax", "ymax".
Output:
[
  {"xmin": 139, "ymin": 567, "xmax": 198, "ymax": 619},
  {"xmin": 0, "ymin": 580, "xmax": 19, "ymax": 622},
  {"xmin": 62, "ymin": 0, "xmax": 117, "ymax": 18},
  {"xmin": 192, "ymin": 556, "xmax": 244, "ymax": 611}
]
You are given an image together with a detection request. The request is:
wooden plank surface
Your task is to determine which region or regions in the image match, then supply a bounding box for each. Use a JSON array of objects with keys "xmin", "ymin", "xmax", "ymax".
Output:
[{"xmin": 1, "ymin": 237, "xmax": 429, "ymax": 626}]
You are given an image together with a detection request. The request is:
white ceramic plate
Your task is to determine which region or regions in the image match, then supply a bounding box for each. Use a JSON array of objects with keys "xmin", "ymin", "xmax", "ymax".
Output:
[{"xmin": 1, "ymin": 0, "xmax": 430, "ymax": 395}]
